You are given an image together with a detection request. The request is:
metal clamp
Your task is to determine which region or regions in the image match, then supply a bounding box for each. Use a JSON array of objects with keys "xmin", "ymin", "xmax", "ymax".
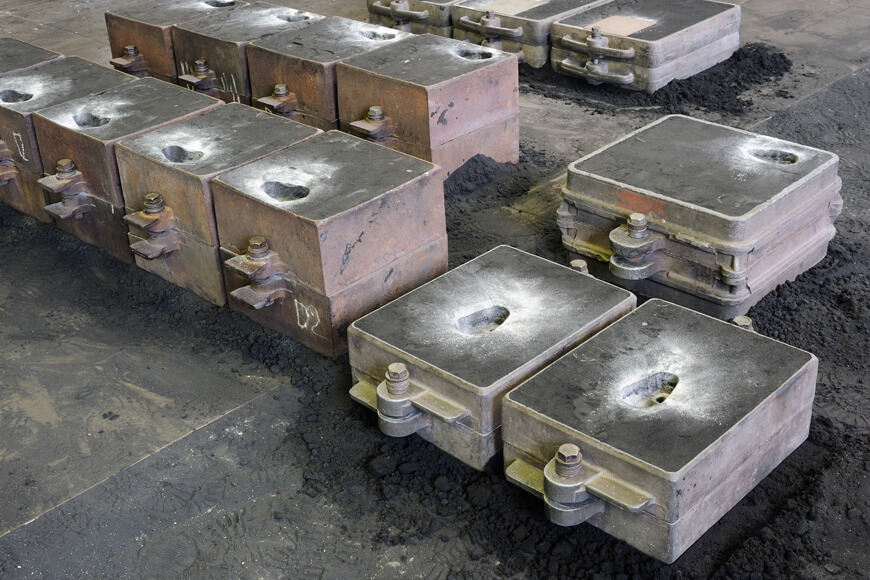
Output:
[
  {"xmin": 123, "ymin": 193, "xmax": 181, "ymax": 260},
  {"xmin": 561, "ymin": 28, "xmax": 635, "ymax": 60},
  {"xmin": 110, "ymin": 45, "xmax": 150, "ymax": 77},
  {"xmin": 256, "ymin": 84, "xmax": 298, "ymax": 115},
  {"xmin": 371, "ymin": 0, "xmax": 429, "ymax": 22},
  {"xmin": 348, "ymin": 105, "xmax": 395, "ymax": 144},
  {"xmin": 225, "ymin": 236, "xmax": 290, "ymax": 310},
  {"xmin": 458, "ymin": 11, "xmax": 523, "ymax": 39},
  {"xmin": 506, "ymin": 443, "xmax": 653, "ymax": 528},
  {"xmin": 350, "ymin": 362, "xmax": 470, "ymax": 438},
  {"xmin": 559, "ymin": 56, "xmax": 634, "ymax": 86},
  {"xmin": 608, "ymin": 213, "xmax": 666, "ymax": 280},
  {"xmin": 39, "ymin": 159, "xmax": 93, "ymax": 221},
  {"xmin": 178, "ymin": 59, "xmax": 219, "ymax": 95}
]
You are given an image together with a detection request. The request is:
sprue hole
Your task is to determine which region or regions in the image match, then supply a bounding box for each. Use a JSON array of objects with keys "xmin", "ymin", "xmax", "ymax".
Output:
[
  {"xmin": 262, "ymin": 181, "xmax": 309, "ymax": 201},
  {"xmin": 277, "ymin": 13, "xmax": 310, "ymax": 22},
  {"xmin": 456, "ymin": 305, "xmax": 510, "ymax": 335},
  {"xmin": 0, "ymin": 89, "xmax": 33, "ymax": 103},
  {"xmin": 456, "ymin": 49, "xmax": 493, "ymax": 60},
  {"xmin": 748, "ymin": 148, "xmax": 799, "ymax": 165},
  {"xmin": 161, "ymin": 145, "xmax": 204, "ymax": 163},
  {"xmin": 621, "ymin": 372, "xmax": 679, "ymax": 408},
  {"xmin": 73, "ymin": 112, "xmax": 110, "ymax": 128},
  {"xmin": 361, "ymin": 30, "xmax": 397, "ymax": 41},
  {"xmin": 202, "ymin": 0, "xmax": 235, "ymax": 7}
]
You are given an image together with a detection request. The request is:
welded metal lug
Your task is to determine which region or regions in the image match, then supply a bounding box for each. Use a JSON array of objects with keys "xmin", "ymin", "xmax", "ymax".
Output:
[
  {"xmin": 561, "ymin": 27, "xmax": 636, "ymax": 60},
  {"xmin": 375, "ymin": 363, "xmax": 432, "ymax": 437},
  {"xmin": 109, "ymin": 45, "xmax": 151, "ymax": 77},
  {"xmin": 225, "ymin": 237, "xmax": 290, "ymax": 309},
  {"xmin": 560, "ymin": 56, "xmax": 635, "ymax": 86},
  {"xmin": 178, "ymin": 59, "xmax": 219, "ymax": 95},
  {"xmin": 608, "ymin": 214, "xmax": 666, "ymax": 280},
  {"xmin": 255, "ymin": 84, "xmax": 298, "ymax": 115},
  {"xmin": 348, "ymin": 106, "xmax": 395, "ymax": 143},
  {"xmin": 124, "ymin": 193, "xmax": 181, "ymax": 260},
  {"xmin": 544, "ymin": 494, "xmax": 605, "ymax": 527},
  {"xmin": 39, "ymin": 160, "xmax": 93, "ymax": 220}
]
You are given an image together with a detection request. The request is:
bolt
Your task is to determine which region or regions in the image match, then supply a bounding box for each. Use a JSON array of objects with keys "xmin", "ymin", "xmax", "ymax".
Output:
[
  {"xmin": 591, "ymin": 26, "xmax": 601, "ymax": 38},
  {"xmin": 56, "ymin": 159, "xmax": 76, "ymax": 179},
  {"xmin": 123, "ymin": 45, "xmax": 139, "ymax": 58},
  {"xmin": 569, "ymin": 259, "xmax": 589, "ymax": 274},
  {"xmin": 366, "ymin": 105, "xmax": 385, "ymax": 122},
  {"xmin": 385, "ymin": 362, "xmax": 410, "ymax": 396},
  {"xmin": 555, "ymin": 443, "xmax": 583, "ymax": 479},
  {"xmin": 143, "ymin": 192, "xmax": 166, "ymax": 215},
  {"xmin": 627, "ymin": 213, "xmax": 648, "ymax": 238},
  {"xmin": 246, "ymin": 236, "xmax": 270, "ymax": 259},
  {"xmin": 273, "ymin": 83, "xmax": 290, "ymax": 98},
  {"xmin": 731, "ymin": 316, "xmax": 755, "ymax": 332},
  {"xmin": 485, "ymin": 9, "xmax": 495, "ymax": 18},
  {"xmin": 193, "ymin": 59, "xmax": 209, "ymax": 77}
]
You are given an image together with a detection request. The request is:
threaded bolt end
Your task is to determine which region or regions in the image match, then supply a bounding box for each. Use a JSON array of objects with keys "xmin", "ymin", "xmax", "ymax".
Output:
[
  {"xmin": 591, "ymin": 26, "xmax": 601, "ymax": 38},
  {"xmin": 627, "ymin": 213, "xmax": 648, "ymax": 238},
  {"xmin": 56, "ymin": 159, "xmax": 76, "ymax": 179},
  {"xmin": 385, "ymin": 362, "xmax": 410, "ymax": 396},
  {"xmin": 366, "ymin": 105, "xmax": 385, "ymax": 122},
  {"xmin": 193, "ymin": 59, "xmax": 209, "ymax": 76},
  {"xmin": 143, "ymin": 192, "xmax": 166, "ymax": 214},
  {"xmin": 246, "ymin": 236, "xmax": 270, "ymax": 259},
  {"xmin": 123, "ymin": 45, "xmax": 139, "ymax": 58},
  {"xmin": 555, "ymin": 443, "xmax": 583, "ymax": 478},
  {"xmin": 273, "ymin": 83, "xmax": 290, "ymax": 98}
]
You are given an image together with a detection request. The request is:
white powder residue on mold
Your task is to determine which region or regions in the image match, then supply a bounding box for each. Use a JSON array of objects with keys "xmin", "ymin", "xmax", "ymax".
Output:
[
  {"xmin": 0, "ymin": 75, "xmax": 71, "ymax": 109},
  {"xmin": 241, "ymin": 159, "xmax": 336, "ymax": 205}
]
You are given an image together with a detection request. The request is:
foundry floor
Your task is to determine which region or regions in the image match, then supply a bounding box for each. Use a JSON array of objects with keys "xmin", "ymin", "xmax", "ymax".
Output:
[{"xmin": 0, "ymin": 0, "xmax": 868, "ymax": 577}]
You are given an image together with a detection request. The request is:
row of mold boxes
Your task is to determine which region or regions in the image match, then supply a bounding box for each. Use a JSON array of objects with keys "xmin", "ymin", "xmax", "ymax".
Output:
[
  {"xmin": 0, "ymin": 37, "xmax": 469, "ymax": 357},
  {"xmin": 104, "ymin": 2, "xmax": 519, "ymax": 174},
  {"xmin": 368, "ymin": 0, "xmax": 741, "ymax": 92},
  {"xmin": 348, "ymin": 245, "xmax": 819, "ymax": 563}
]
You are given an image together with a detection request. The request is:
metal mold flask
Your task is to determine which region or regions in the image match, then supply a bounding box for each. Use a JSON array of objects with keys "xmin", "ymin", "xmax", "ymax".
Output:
[
  {"xmin": 503, "ymin": 299, "xmax": 817, "ymax": 563},
  {"xmin": 116, "ymin": 104, "xmax": 320, "ymax": 304},
  {"xmin": 550, "ymin": 0, "xmax": 741, "ymax": 92},
  {"xmin": 558, "ymin": 115, "xmax": 842, "ymax": 319},
  {"xmin": 211, "ymin": 131, "xmax": 448, "ymax": 357},
  {"xmin": 348, "ymin": 245, "xmax": 635, "ymax": 470}
]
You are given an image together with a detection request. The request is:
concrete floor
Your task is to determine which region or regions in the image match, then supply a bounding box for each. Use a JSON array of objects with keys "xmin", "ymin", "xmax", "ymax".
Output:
[{"xmin": 0, "ymin": 0, "xmax": 869, "ymax": 577}]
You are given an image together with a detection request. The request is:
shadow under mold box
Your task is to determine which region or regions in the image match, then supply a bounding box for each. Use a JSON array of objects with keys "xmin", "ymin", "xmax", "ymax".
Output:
[
  {"xmin": 105, "ymin": 0, "xmax": 248, "ymax": 81},
  {"xmin": 172, "ymin": 1, "xmax": 323, "ymax": 105},
  {"xmin": 558, "ymin": 114, "xmax": 843, "ymax": 319},
  {"xmin": 336, "ymin": 33, "xmax": 519, "ymax": 177},
  {"xmin": 348, "ymin": 245, "xmax": 636, "ymax": 471},
  {"xmin": 247, "ymin": 17, "xmax": 411, "ymax": 131},
  {"xmin": 502, "ymin": 299, "xmax": 818, "ymax": 563},
  {"xmin": 210, "ymin": 130, "xmax": 448, "ymax": 358},
  {"xmin": 0, "ymin": 57, "xmax": 135, "ymax": 222},
  {"xmin": 32, "ymin": 78, "xmax": 222, "ymax": 263},
  {"xmin": 116, "ymin": 103, "xmax": 321, "ymax": 306}
]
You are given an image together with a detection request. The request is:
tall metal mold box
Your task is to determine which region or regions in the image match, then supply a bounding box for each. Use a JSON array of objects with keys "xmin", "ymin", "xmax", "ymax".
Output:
[
  {"xmin": 247, "ymin": 17, "xmax": 411, "ymax": 131},
  {"xmin": 105, "ymin": 0, "xmax": 247, "ymax": 81},
  {"xmin": 172, "ymin": 2, "xmax": 323, "ymax": 104},
  {"xmin": 336, "ymin": 34, "xmax": 519, "ymax": 177},
  {"xmin": 348, "ymin": 246, "xmax": 635, "ymax": 470},
  {"xmin": 211, "ymin": 131, "xmax": 448, "ymax": 357},
  {"xmin": 366, "ymin": 0, "xmax": 460, "ymax": 37},
  {"xmin": 550, "ymin": 0, "xmax": 740, "ymax": 92},
  {"xmin": 0, "ymin": 57, "xmax": 134, "ymax": 222},
  {"xmin": 502, "ymin": 299, "xmax": 817, "ymax": 563},
  {"xmin": 558, "ymin": 115, "xmax": 843, "ymax": 319},
  {"xmin": 116, "ymin": 104, "xmax": 320, "ymax": 305},
  {"xmin": 451, "ymin": 0, "xmax": 610, "ymax": 68},
  {"xmin": 33, "ymin": 79, "xmax": 222, "ymax": 263}
]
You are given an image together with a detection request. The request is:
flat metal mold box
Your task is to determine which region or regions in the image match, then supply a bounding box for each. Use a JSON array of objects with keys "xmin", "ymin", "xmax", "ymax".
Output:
[
  {"xmin": 550, "ymin": 0, "xmax": 740, "ymax": 92},
  {"xmin": 451, "ymin": 0, "xmax": 610, "ymax": 68},
  {"xmin": 502, "ymin": 299, "xmax": 817, "ymax": 563},
  {"xmin": 105, "ymin": 0, "xmax": 247, "ymax": 81},
  {"xmin": 0, "ymin": 57, "xmax": 134, "ymax": 222},
  {"xmin": 348, "ymin": 245, "xmax": 636, "ymax": 470},
  {"xmin": 116, "ymin": 103, "xmax": 320, "ymax": 305},
  {"xmin": 172, "ymin": 2, "xmax": 323, "ymax": 104},
  {"xmin": 247, "ymin": 17, "xmax": 411, "ymax": 131},
  {"xmin": 336, "ymin": 34, "xmax": 518, "ymax": 177},
  {"xmin": 0, "ymin": 38, "xmax": 62, "ymax": 78},
  {"xmin": 558, "ymin": 115, "xmax": 843, "ymax": 319},
  {"xmin": 33, "ymin": 79, "xmax": 222, "ymax": 263},
  {"xmin": 366, "ymin": 0, "xmax": 460, "ymax": 37},
  {"xmin": 211, "ymin": 130, "xmax": 448, "ymax": 357}
]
